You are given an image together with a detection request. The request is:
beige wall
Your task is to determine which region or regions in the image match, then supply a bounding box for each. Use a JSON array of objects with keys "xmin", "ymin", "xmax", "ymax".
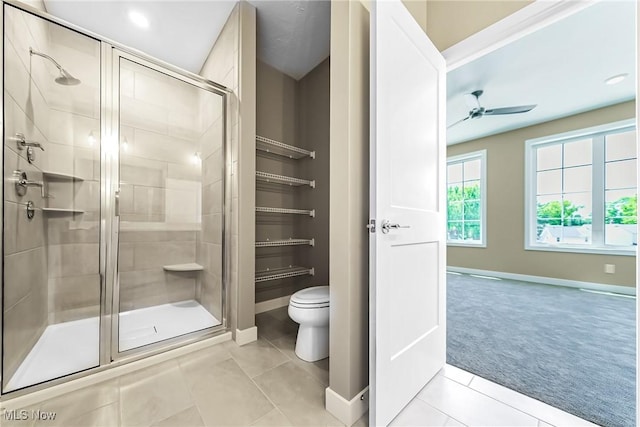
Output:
[
  {"xmin": 199, "ymin": 1, "xmax": 256, "ymax": 335},
  {"xmin": 255, "ymin": 60, "xmax": 299, "ymax": 303},
  {"xmin": 448, "ymin": 101, "xmax": 637, "ymax": 287},
  {"xmin": 254, "ymin": 58, "xmax": 330, "ymax": 304},
  {"xmin": 426, "ymin": 0, "xmax": 532, "ymax": 51},
  {"xmin": 297, "ymin": 58, "xmax": 331, "ymax": 290},
  {"xmin": 329, "ymin": 0, "xmax": 370, "ymax": 402}
]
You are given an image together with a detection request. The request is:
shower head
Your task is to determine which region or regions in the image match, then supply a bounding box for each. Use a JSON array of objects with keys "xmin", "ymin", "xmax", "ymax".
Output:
[{"xmin": 29, "ymin": 47, "xmax": 81, "ymax": 86}]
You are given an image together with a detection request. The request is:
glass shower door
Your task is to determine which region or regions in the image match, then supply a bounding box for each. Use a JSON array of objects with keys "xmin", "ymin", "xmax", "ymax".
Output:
[
  {"xmin": 2, "ymin": 4, "xmax": 102, "ymax": 392},
  {"xmin": 114, "ymin": 53, "xmax": 225, "ymax": 354}
]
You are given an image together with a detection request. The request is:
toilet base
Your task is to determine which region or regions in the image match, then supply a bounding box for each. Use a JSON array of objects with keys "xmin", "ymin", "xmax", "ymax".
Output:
[{"xmin": 295, "ymin": 324, "xmax": 329, "ymax": 362}]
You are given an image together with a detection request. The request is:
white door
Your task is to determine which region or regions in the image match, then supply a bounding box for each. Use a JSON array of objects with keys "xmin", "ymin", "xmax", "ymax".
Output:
[{"xmin": 369, "ymin": 1, "xmax": 447, "ymax": 425}]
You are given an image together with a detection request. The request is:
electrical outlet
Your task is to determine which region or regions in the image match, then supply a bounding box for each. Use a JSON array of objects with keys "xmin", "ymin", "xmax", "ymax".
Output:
[{"xmin": 604, "ymin": 264, "xmax": 616, "ymax": 274}]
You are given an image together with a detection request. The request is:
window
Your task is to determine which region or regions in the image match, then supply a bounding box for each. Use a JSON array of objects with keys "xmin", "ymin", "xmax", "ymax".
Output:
[
  {"xmin": 447, "ymin": 150, "xmax": 486, "ymax": 247},
  {"xmin": 525, "ymin": 119, "xmax": 637, "ymax": 255}
]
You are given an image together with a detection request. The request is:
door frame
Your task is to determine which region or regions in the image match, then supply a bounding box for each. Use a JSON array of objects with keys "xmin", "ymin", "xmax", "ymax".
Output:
[{"xmin": 440, "ymin": 0, "xmax": 639, "ymax": 424}]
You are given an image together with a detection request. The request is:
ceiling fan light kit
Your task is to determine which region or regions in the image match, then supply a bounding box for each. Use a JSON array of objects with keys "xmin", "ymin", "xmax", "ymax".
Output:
[{"xmin": 448, "ymin": 89, "xmax": 537, "ymax": 128}]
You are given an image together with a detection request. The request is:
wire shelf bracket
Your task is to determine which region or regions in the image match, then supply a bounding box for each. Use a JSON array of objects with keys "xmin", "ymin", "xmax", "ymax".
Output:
[{"xmin": 256, "ymin": 135, "xmax": 315, "ymax": 159}]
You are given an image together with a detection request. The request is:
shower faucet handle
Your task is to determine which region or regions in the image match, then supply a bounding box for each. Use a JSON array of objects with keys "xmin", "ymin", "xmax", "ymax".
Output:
[{"xmin": 15, "ymin": 133, "xmax": 45, "ymax": 151}]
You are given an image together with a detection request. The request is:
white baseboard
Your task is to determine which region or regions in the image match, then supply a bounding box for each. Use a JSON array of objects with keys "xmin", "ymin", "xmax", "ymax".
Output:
[
  {"xmin": 235, "ymin": 326, "xmax": 258, "ymax": 346},
  {"xmin": 255, "ymin": 295, "xmax": 291, "ymax": 314},
  {"xmin": 0, "ymin": 332, "xmax": 232, "ymax": 410},
  {"xmin": 447, "ymin": 266, "xmax": 636, "ymax": 296},
  {"xmin": 325, "ymin": 386, "xmax": 368, "ymax": 426}
]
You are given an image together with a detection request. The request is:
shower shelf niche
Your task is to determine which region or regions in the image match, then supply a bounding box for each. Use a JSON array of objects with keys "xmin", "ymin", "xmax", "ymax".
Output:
[
  {"xmin": 43, "ymin": 171, "xmax": 85, "ymax": 181},
  {"xmin": 255, "ymin": 238, "xmax": 315, "ymax": 248},
  {"xmin": 256, "ymin": 207, "xmax": 315, "ymax": 217},
  {"xmin": 256, "ymin": 135, "xmax": 315, "ymax": 159},
  {"xmin": 256, "ymin": 171, "xmax": 315, "ymax": 188},
  {"xmin": 255, "ymin": 266, "xmax": 315, "ymax": 283},
  {"xmin": 163, "ymin": 263, "xmax": 204, "ymax": 272}
]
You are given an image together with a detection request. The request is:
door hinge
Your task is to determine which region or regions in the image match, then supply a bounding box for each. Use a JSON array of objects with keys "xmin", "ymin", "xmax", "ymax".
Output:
[{"xmin": 366, "ymin": 219, "xmax": 376, "ymax": 233}]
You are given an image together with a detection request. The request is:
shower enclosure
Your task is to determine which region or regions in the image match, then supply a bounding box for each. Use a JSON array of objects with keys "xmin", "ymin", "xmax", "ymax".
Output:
[{"xmin": 1, "ymin": 2, "xmax": 228, "ymax": 394}]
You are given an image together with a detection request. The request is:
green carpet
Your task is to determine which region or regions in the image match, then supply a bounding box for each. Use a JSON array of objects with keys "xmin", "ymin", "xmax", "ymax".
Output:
[{"xmin": 446, "ymin": 272, "xmax": 636, "ymax": 427}]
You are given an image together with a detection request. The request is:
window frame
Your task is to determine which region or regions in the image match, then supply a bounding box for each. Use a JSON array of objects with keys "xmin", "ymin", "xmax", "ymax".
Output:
[
  {"xmin": 446, "ymin": 149, "xmax": 487, "ymax": 248},
  {"xmin": 524, "ymin": 118, "xmax": 637, "ymax": 256}
]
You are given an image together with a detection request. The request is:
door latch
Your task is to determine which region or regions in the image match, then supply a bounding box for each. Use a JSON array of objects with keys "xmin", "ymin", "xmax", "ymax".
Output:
[{"xmin": 366, "ymin": 219, "xmax": 376, "ymax": 233}]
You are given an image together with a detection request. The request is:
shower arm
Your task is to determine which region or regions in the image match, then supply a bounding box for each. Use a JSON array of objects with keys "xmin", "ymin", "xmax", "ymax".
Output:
[{"xmin": 29, "ymin": 47, "xmax": 63, "ymax": 71}]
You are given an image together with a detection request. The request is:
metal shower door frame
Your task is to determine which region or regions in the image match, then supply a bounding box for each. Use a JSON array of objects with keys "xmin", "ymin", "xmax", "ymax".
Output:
[{"xmin": 104, "ymin": 47, "xmax": 230, "ymax": 363}]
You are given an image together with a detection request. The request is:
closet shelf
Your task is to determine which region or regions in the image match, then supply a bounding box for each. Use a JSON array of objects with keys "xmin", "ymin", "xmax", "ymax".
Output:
[
  {"xmin": 256, "ymin": 207, "xmax": 315, "ymax": 217},
  {"xmin": 163, "ymin": 263, "xmax": 204, "ymax": 272},
  {"xmin": 42, "ymin": 208, "xmax": 85, "ymax": 214},
  {"xmin": 255, "ymin": 238, "xmax": 315, "ymax": 248},
  {"xmin": 256, "ymin": 171, "xmax": 315, "ymax": 188},
  {"xmin": 256, "ymin": 135, "xmax": 315, "ymax": 159},
  {"xmin": 43, "ymin": 171, "xmax": 85, "ymax": 181},
  {"xmin": 255, "ymin": 266, "xmax": 315, "ymax": 283}
]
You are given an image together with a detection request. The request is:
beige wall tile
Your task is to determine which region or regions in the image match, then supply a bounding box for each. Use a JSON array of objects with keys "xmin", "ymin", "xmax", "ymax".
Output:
[
  {"xmin": 46, "ymin": 217, "xmax": 99, "ymax": 245},
  {"xmin": 201, "ymin": 214, "xmax": 222, "ymax": 245},
  {"xmin": 132, "ymin": 241, "xmax": 195, "ymax": 270},
  {"xmin": 133, "ymin": 185, "xmax": 166, "ymax": 218},
  {"xmin": 120, "ymin": 156, "xmax": 167, "ymax": 187},
  {"xmin": 47, "ymin": 243, "xmax": 99, "ymax": 277},
  {"xmin": 119, "ymin": 269, "xmax": 196, "ymax": 311},
  {"xmin": 4, "ymin": 246, "xmax": 46, "ymax": 309},
  {"xmin": 5, "ymin": 200, "xmax": 45, "ymax": 254},
  {"xmin": 48, "ymin": 274, "xmax": 100, "ymax": 322}
]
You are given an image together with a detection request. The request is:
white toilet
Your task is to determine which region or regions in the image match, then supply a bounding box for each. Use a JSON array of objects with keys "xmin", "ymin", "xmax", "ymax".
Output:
[{"xmin": 288, "ymin": 286, "xmax": 330, "ymax": 362}]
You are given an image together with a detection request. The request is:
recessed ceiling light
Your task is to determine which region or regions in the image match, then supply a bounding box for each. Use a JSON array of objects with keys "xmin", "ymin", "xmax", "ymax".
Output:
[
  {"xmin": 128, "ymin": 10, "xmax": 149, "ymax": 29},
  {"xmin": 605, "ymin": 73, "xmax": 628, "ymax": 85}
]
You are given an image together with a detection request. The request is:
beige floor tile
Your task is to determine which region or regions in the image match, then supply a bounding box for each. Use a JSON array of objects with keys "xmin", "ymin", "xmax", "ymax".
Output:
[
  {"xmin": 253, "ymin": 361, "xmax": 341, "ymax": 426},
  {"xmin": 187, "ymin": 358, "xmax": 273, "ymax": 426},
  {"xmin": 1, "ymin": 407, "xmax": 37, "ymax": 427},
  {"xmin": 151, "ymin": 406, "xmax": 204, "ymax": 427},
  {"xmin": 177, "ymin": 341, "xmax": 234, "ymax": 376},
  {"xmin": 391, "ymin": 398, "xmax": 449, "ymax": 426},
  {"xmin": 229, "ymin": 338, "xmax": 289, "ymax": 378},
  {"xmin": 269, "ymin": 332, "xmax": 329, "ymax": 386},
  {"xmin": 255, "ymin": 310, "xmax": 298, "ymax": 341},
  {"xmin": 41, "ymin": 403, "xmax": 119, "ymax": 427},
  {"xmin": 418, "ymin": 376, "xmax": 538, "ymax": 427},
  {"xmin": 353, "ymin": 412, "xmax": 369, "ymax": 427},
  {"xmin": 468, "ymin": 375, "xmax": 597, "ymax": 427},
  {"xmin": 119, "ymin": 360, "xmax": 193, "ymax": 427},
  {"xmin": 251, "ymin": 408, "xmax": 293, "ymax": 426},
  {"xmin": 440, "ymin": 364, "xmax": 474, "ymax": 386},
  {"xmin": 36, "ymin": 379, "xmax": 119, "ymax": 425}
]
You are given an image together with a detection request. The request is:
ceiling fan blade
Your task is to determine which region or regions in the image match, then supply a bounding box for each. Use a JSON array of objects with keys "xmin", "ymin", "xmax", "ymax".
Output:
[
  {"xmin": 447, "ymin": 115, "xmax": 470, "ymax": 129},
  {"xmin": 483, "ymin": 105, "xmax": 537, "ymax": 115}
]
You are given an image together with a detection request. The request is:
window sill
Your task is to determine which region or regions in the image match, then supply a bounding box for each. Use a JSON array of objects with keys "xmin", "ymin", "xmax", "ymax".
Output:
[
  {"xmin": 447, "ymin": 242, "xmax": 487, "ymax": 248},
  {"xmin": 525, "ymin": 244, "xmax": 636, "ymax": 256}
]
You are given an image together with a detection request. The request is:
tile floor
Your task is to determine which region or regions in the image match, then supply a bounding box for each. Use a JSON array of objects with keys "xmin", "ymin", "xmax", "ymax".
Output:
[{"xmin": 1, "ymin": 306, "xmax": 597, "ymax": 427}]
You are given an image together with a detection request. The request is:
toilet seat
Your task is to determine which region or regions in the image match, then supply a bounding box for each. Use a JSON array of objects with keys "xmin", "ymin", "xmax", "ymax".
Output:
[{"xmin": 290, "ymin": 286, "xmax": 329, "ymax": 309}]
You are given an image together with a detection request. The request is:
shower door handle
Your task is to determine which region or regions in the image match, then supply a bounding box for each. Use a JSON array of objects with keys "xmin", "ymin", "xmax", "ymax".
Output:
[{"xmin": 114, "ymin": 190, "xmax": 120, "ymax": 217}]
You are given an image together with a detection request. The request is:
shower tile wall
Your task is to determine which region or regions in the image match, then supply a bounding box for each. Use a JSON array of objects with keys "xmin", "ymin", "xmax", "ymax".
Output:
[
  {"xmin": 44, "ymin": 21, "xmax": 101, "ymax": 324},
  {"xmin": 3, "ymin": 4, "xmax": 51, "ymax": 386},
  {"xmin": 118, "ymin": 63, "xmax": 199, "ymax": 311}
]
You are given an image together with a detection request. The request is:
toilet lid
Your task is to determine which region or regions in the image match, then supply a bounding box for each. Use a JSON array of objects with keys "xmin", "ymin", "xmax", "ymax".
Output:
[{"xmin": 290, "ymin": 286, "xmax": 329, "ymax": 305}]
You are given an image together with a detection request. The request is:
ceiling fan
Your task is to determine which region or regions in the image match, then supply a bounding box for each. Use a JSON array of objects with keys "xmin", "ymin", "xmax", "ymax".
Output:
[{"xmin": 448, "ymin": 90, "xmax": 537, "ymax": 128}]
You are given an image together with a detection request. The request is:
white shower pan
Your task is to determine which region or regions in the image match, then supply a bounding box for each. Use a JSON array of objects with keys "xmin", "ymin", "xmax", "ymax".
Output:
[{"xmin": 7, "ymin": 300, "xmax": 220, "ymax": 391}]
